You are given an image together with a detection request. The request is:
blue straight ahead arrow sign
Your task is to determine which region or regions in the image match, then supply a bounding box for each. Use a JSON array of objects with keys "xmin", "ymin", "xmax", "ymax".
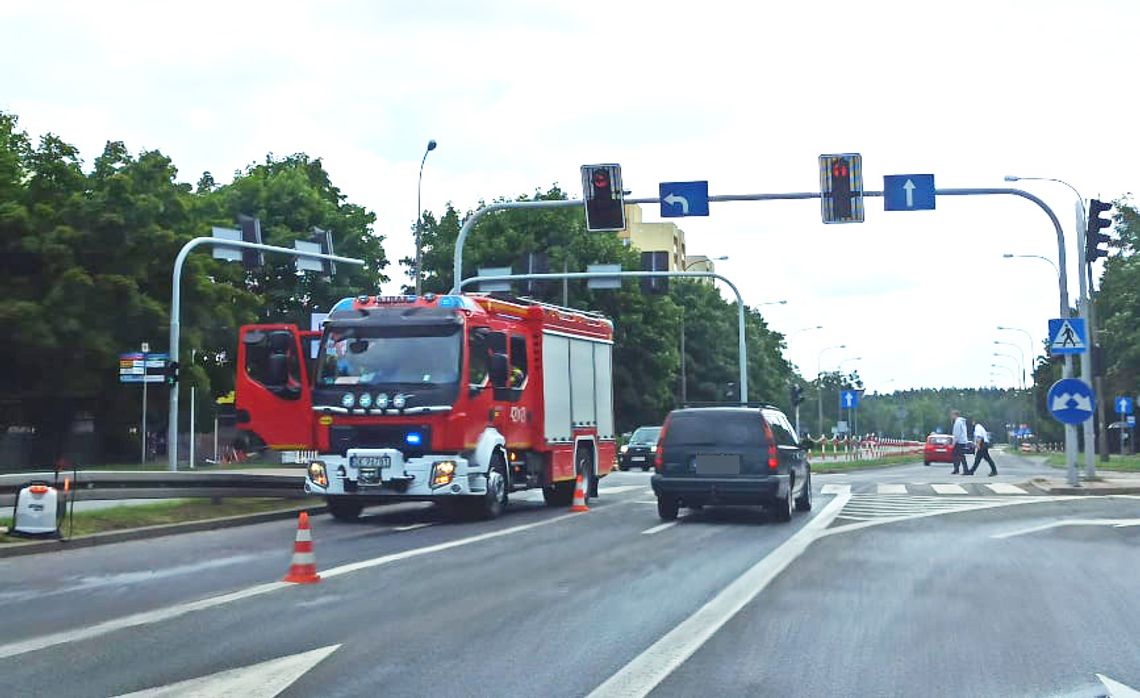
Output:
[
  {"xmin": 883, "ymin": 174, "xmax": 935, "ymax": 211},
  {"xmin": 659, "ymin": 181, "xmax": 710, "ymax": 218},
  {"xmin": 1116, "ymin": 397, "xmax": 1134, "ymax": 415}
]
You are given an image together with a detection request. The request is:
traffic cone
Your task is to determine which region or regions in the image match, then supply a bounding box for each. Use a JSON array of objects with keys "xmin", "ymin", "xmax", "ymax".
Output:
[
  {"xmin": 570, "ymin": 473, "xmax": 590, "ymax": 513},
  {"xmin": 283, "ymin": 511, "xmax": 321, "ymax": 584}
]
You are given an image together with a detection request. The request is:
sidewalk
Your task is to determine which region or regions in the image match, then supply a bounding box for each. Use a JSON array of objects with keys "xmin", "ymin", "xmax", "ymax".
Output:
[{"xmin": 1027, "ymin": 472, "xmax": 1140, "ymax": 496}]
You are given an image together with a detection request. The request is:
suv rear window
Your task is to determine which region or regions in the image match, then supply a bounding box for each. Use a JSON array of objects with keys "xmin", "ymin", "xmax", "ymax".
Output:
[{"xmin": 664, "ymin": 410, "xmax": 765, "ymax": 448}]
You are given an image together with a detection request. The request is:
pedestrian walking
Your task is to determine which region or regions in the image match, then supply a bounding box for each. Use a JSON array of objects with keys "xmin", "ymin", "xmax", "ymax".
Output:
[
  {"xmin": 969, "ymin": 421, "xmax": 997, "ymax": 476},
  {"xmin": 950, "ymin": 409, "xmax": 970, "ymax": 475}
]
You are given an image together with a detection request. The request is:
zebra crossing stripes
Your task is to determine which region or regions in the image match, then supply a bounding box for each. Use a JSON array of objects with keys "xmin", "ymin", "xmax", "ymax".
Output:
[
  {"xmin": 931, "ymin": 483, "xmax": 968, "ymax": 495},
  {"xmin": 818, "ymin": 482, "xmax": 1030, "ymax": 496},
  {"xmin": 835, "ymin": 494, "xmax": 1020, "ymax": 522},
  {"xmin": 876, "ymin": 484, "xmax": 907, "ymax": 494}
]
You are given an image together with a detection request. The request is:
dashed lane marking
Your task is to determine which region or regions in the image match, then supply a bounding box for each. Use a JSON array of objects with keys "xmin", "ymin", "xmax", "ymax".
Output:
[{"xmin": 641, "ymin": 521, "xmax": 680, "ymax": 535}]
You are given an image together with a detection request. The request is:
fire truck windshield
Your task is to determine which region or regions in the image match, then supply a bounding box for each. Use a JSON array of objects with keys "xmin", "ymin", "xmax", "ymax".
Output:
[{"xmin": 316, "ymin": 324, "xmax": 462, "ymax": 388}]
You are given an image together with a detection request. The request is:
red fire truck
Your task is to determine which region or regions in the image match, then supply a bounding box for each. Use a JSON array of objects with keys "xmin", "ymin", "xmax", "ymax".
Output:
[{"xmin": 235, "ymin": 293, "xmax": 616, "ymax": 520}]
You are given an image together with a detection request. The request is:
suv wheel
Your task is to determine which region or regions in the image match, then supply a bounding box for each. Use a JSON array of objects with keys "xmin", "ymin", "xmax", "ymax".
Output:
[
  {"xmin": 657, "ymin": 495, "xmax": 679, "ymax": 521},
  {"xmin": 794, "ymin": 471, "xmax": 812, "ymax": 512},
  {"xmin": 772, "ymin": 479, "xmax": 793, "ymax": 523}
]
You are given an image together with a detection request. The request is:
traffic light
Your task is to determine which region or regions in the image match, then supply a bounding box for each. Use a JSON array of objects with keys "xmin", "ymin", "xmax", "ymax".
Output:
[
  {"xmin": 819, "ymin": 153, "xmax": 864, "ymax": 224},
  {"xmin": 581, "ymin": 164, "xmax": 625, "ymax": 232},
  {"xmin": 1085, "ymin": 199, "xmax": 1112, "ymax": 262},
  {"xmin": 518, "ymin": 252, "xmax": 549, "ymax": 296},
  {"xmin": 640, "ymin": 251, "xmax": 669, "ymax": 294},
  {"xmin": 165, "ymin": 361, "xmax": 180, "ymax": 386},
  {"xmin": 311, "ymin": 227, "xmax": 336, "ymax": 276},
  {"xmin": 238, "ymin": 215, "xmax": 264, "ymax": 270},
  {"xmin": 790, "ymin": 384, "xmax": 805, "ymax": 406}
]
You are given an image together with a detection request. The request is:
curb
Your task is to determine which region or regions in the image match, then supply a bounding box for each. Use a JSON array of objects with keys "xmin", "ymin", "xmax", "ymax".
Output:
[
  {"xmin": 0, "ymin": 504, "xmax": 328, "ymax": 559},
  {"xmin": 1025, "ymin": 478, "xmax": 1140, "ymax": 497}
]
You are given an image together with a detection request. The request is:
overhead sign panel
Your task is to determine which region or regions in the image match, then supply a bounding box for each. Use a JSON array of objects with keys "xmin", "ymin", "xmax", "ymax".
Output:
[
  {"xmin": 659, "ymin": 181, "xmax": 710, "ymax": 218},
  {"xmin": 586, "ymin": 264, "xmax": 622, "ymax": 289},
  {"xmin": 883, "ymin": 174, "xmax": 936, "ymax": 211}
]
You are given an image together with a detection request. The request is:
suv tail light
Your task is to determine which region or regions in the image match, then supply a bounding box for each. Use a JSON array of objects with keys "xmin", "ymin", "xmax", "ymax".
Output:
[
  {"xmin": 762, "ymin": 419, "xmax": 778, "ymax": 470},
  {"xmin": 654, "ymin": 417, "xmax": 670, "ymax": 472}
]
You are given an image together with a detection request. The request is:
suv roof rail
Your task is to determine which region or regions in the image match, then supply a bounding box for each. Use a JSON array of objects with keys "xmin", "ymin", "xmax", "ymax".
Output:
[{"xmin": 679, "ymin": 401, "xmax": 779, "ymax": 410}]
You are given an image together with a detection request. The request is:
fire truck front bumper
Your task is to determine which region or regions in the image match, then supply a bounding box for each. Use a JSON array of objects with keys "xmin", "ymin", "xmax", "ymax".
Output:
[{"xmin": 304, "ymin": 449, "xmax": 481, "ymax": 499}]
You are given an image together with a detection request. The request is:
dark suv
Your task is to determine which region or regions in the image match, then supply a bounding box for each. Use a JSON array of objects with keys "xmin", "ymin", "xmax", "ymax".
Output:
[
  {"xmin": 651, "ymin": 406, "xmax": 811, "ymax": 522},
  {"xmin": 620, "ymin": 426, "xmax": 661, "ymax": 471}
]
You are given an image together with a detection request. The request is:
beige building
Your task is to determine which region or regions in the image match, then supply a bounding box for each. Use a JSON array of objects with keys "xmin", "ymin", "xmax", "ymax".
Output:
[
  {"xmin": 616, "ymin": 204, "xmax": 687, "ymax": 270},
  {"xmin": 615, "ymin": 205, "xmax": 718, "ymax": 282}
]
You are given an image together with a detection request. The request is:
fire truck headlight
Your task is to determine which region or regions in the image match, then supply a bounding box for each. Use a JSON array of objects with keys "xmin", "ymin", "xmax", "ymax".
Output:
[
  {"xmin": 376, "ymin": 393, "xmax": 389, "ymax": 409},
  {"xmin": 358, "ymin": 393, "xmax": 373, "ymax": 409},
  {"xmin": 340, "ymin": 392, "xmax": 356, "ymax": 409},
  {"xmin": 431, "ymin": 461, "xmax": 457, "ymax": 488},
  {"xmin": 308, "ymin": 462, "xmax": 329, "ymax": 488},
  {"xmin": 392, "ymin": 394, "xmax": 407, "ymax": 409}
]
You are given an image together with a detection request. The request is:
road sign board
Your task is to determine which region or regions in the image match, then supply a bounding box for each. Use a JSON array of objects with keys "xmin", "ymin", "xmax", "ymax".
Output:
[
  {"xmin": 1129, "ymin": 415, "xmax": 1136, "ymax": 427},
  {"xmin": 659, "ymin": 181, "xmax": 709, "ymax": 218},
  {"xmin": 586, "ymin": 264, "xmax": 622, "ymax": 289},
  {"xmin": 1048, "ymin": 318, "xmax": 1088, "ymax": 355},
  {"xmin": 818, "ymin": 153, "xmax": 864, "ymax": 224},
  {"xmin": 840, "ymin": 390, "xmax": 859, "ymax": 409},
  {"xmin": 1047, "ymin": 378, "xmax": 1095, "ymax": 425},
  {"xmin": 883, "ymin": 174, "xmax": 936, "ymax": 211},
  {"xmin": 1116, "ymin": 397, "xmax": 1134, "ymax": 415},
  {"xmin": 211, "ymin": 226, "xmax": 242, "ymax": 262},
  {"xmin": 476, "ymin": 267, "xmax": 512, "ymax": 293}
]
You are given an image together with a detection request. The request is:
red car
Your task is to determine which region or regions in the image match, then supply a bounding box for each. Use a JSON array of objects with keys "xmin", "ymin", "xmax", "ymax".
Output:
[{"xmin": 923, "ymin": 434, "xmax": 955, "ymax": 466}]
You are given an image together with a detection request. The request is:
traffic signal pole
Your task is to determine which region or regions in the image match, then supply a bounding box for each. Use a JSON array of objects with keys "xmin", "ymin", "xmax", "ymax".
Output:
[
  {"xmin": 167, "ymin": 237, "xmax": 365, "ymax": 472},
  {"xmin": 450, "ymin": 186, "xmax": 1075, "ymax": 480},
  {"xmin": 458, "ymin": 270, "xmax": 749, "ymax": 405}
]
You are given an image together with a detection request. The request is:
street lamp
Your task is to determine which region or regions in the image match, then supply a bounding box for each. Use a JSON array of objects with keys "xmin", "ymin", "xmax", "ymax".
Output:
[
  {"xmin": 789, "ymin": 325, "xmax": 823, "ymax": 338},
  {"xmin": 993, "ymin": 340, "xmax": 1025, "ymax": 388},
  {"xmin": 993, "ymin": 352, "xmax": 1023, "ymax": 389},
  {"xmin": 991, "ymin": 363, "xmax": 1017, "ymax": 383},
  {"xmin": 997, "ymin": 325, "xmax": 1037, "ymax": 366},
  {"xmin": 415, "ymin": 139, "xmax": 438, "ymax": 296},
  {"xmin": 680, "ymin": 256, "xmax": 728, "ymax": 405},
  {"xmin": 1006, "ymin": 174, "xmax": 1098, "ymax": 478},
  {"xmin": 757, "ymin": 299, "xmax": 789, "ymax": 306},
  {"xmin": 816, "ymin": 344, "xmax": 846, "ymax": 435},
  {"xmin": 1001, "ymin": 252, "xmax": 1060, "ymax": 279}
]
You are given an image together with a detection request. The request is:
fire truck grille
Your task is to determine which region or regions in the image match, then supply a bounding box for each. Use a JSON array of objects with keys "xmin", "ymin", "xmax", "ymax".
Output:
[{"xmin": 330, "ymin": 425, "xmax": 431, "ymax": 457}]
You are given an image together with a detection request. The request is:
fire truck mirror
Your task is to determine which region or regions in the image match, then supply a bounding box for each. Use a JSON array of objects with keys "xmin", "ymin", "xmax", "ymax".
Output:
[{"xmin": 489, "ymin": 352, "xmax": 510, "ymax": 389}]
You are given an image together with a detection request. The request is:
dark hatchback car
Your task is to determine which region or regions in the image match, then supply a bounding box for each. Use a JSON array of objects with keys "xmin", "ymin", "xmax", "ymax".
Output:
[
  {"xmin": 619, "ymin": 426, "xmax": 661, "ymax": 470},
  {"xmin": 651, "ymin": 406, "xmax": 811, "ymax": 522}
]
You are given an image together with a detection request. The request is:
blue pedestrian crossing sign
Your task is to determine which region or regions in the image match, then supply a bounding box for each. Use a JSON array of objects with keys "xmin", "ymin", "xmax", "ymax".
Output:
[
  {"xmin": 1048, "ymin": 318, "xmax": 1088, "ymax": 355},
  {"xmin": 1116, "ymin": 396, "xmax": 1134, "ymax": 415},
  {"xmin": 1047, "ymin": 378, "xmax": 1095, "ymax": 425},
  {"xmin": 659, "ymin": 181, "xmax": 709, "ymax": 218},
  {"xmin": 840, "ymin": 390, "xmax": 859, "ymax": 409},
  {"xmin": 883, "ymin": 174, "xmax": 936, "ymax": 211}
]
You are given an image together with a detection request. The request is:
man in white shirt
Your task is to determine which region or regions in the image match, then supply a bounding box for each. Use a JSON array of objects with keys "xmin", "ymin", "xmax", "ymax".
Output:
[
  {"xmin": 969, "ymin": 421, "xmax": 997, "ymax": 476},
  {"xmin": 950, "ymin": 409, "xmax": 970, "ymax": 475}
]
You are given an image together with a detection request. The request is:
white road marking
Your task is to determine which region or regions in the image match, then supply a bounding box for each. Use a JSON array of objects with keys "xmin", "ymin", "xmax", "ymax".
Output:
[
  {"xmin": 599, "ymin": 485, "xmax": 649, "ymax": 495},
  {"xmin": 115, "ymin": 644, "xmax": 340, "ymax": 697},
  {"xmin": 985, "ymin": 483, "xmax": 1027, "ymax": 495},
  {"xmin": 876, "ymin": 484, "xmax": 907, "ymax": 494},
  {"xmin": 991, "ymin": 518, "xmax": 1140, "ymax": 539},
  {"xmin": 1098, "ymin": 673, "xmax": 1140, "ymax": 698},
  {"xmin": 931, "ymin": 483, "xmax": 967, "ymax": 495},
  {"xmin": 641, "ymin": 521, "xmax": 679, "ymax": 536},
  {"xmin": 393, "ymin": 523, "xmax": 434, "ymax": 532},
  {"xmin": 0, "ymin": 509, "xmax": 597, "ymax": 660},
  {"xmin": 588, "ymin": 492, "xmax": 850, "ymax": 698},
  {"xmin": 820, "ymin": 483, "xmax": 850, "ymax": 495}
]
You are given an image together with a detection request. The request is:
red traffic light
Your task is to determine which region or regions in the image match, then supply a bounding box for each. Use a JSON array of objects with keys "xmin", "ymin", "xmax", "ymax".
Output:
[{"xmin": 592, "ymin": 169, "xmax": 611, "ymax": 189}]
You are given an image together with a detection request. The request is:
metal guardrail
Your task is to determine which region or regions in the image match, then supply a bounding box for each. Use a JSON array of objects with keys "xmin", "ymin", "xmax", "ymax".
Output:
[{"xmin": 0, "ymin": 470, "xmax": 306, "ymax": 507}]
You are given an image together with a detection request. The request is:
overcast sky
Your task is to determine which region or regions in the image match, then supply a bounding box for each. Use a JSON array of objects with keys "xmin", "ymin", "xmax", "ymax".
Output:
[{"xmin": 3, "ymin": 0, "xmax": 1135, "ymax": 392}]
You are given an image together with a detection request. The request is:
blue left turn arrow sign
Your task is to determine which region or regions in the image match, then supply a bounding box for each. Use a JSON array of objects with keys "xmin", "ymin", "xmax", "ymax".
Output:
[{"xmin": 660, "ymin": 181, "xmax": 710, "ymax": 218}]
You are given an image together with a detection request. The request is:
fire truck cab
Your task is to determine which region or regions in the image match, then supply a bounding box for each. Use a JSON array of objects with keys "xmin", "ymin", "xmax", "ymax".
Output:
[{"xmin": 235, "ymin": 293, "xmax": 616, "ymax": 520}]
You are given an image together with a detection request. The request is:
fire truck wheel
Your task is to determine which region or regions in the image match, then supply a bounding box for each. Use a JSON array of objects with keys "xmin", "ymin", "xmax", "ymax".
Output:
[
  {"xmin": 327, "ymin": 497, "xmax": 363, "ymax": 522},
  {"xmin": 476, "ymin": 454, "xmax": 509, "ymax": 519},
  {"xmin": 577, "ymin": 446, "xmax": 595, "ymax": 502}
]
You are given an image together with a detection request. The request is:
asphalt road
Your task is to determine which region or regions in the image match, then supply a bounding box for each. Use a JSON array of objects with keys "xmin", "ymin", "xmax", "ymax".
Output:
[{"xmin": 1, "ymin": 452, "xmax": 1137, "ymax": 697}]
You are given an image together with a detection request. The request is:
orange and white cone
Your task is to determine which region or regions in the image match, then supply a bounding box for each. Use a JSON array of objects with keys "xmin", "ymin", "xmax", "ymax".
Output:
[
  {"xmin": 283, "ymin": 511, "xmax": 321, "ymax": 584},
  {"xmin": 570, "ymin": 473, "xmax": 590, "ymax": 513}
]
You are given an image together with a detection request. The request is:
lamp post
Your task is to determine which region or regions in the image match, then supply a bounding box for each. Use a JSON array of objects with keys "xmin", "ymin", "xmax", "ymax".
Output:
[
  {"xmin": 680, "ymin": 256, "xmax": 728, "ymax": 405},
  {"xmin": 997, "ymin": 325, "xmax": 1037, "ymax": 372},
  {"xmin": 1006, "ymin": 174, "xmax": 1098, "ymax": 477},
  {"xmin": 993, "ymin": 341, "xmax": 1025, "ymax": 389},
  {"xmin": 414, "ymin": 139, "xmax": 438, "ymax": 296},
  {"xmin": 1001, "ymin": 252, "xmax": 1060, "ymax": 279},
  {"xmin": 816, "ymin": 344, "xmax": 846, "ymax": 435}
]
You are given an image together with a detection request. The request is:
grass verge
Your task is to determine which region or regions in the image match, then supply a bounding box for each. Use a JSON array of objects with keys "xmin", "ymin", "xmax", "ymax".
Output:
[
  {"xmin": 1042, "ymin": 453, "xmax": 1140, "ymax": 472},
  {"xmin": 811, "ymin": 453, "xmax": 923, "ymax": 473},
  {"xmin": 0, "ymin": 497, "xmax": 304, "ymax": 544}
]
